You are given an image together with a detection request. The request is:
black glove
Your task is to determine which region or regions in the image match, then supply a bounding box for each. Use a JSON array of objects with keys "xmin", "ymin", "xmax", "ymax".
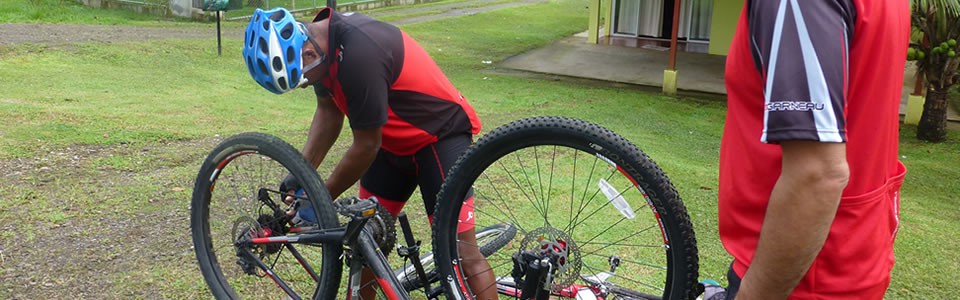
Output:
[{"xmin": 279, "ymin": 173, "xmax": 301, "ymax": 195}]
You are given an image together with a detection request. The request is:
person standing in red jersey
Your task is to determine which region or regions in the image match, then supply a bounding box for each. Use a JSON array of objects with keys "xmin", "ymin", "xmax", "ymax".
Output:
[{"xmin": 702, "ymin": 0, "xmax": 910, "ymax": 299}]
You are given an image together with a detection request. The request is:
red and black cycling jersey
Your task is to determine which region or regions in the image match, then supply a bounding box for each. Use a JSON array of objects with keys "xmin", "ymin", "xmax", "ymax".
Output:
[{"xmin": 312, "ymin": 8, "xmax": 481, "ymax": 156}]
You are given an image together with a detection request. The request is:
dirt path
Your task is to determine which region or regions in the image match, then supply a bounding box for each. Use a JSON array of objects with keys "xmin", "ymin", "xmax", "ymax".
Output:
[
  {"xmin": 390, "ymin": 0, "xmax": 545, "ymax": 25},
  {"xmin": 0, "ymin": 23, "xmax": 241, "ymax": 46},
  {"xmin": 0, "ymin": 138, "xmax": 222, "ymax": 298},
  {"xmin": 0, "ymin": 0, "xmax": 545, "ymax": 46}
]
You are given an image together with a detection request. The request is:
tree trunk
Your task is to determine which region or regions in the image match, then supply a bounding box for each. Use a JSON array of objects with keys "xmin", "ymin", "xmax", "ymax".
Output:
[{"xmin": 917, "ymin": 88, "xmax": 949, "ymax": 142}]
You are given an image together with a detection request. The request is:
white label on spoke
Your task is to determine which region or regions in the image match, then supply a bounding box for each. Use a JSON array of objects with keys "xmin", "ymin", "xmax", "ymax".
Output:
[
  {"xmin": 596, "ymin": 153, "xmax": 616, "ymax": 168},
  {"xmin": 599, "ymin": 178, "xmax": 636, "ymax": 219}
]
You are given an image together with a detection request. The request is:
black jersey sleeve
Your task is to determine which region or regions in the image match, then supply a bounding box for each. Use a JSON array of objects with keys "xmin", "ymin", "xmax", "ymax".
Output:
[
  {"xmin": 336, "ymin": 35, "xmax": 392, "ymax": 129},
  {"xmin": 748, "ymin": 0, "xmax": 856, "ymax": 143}
]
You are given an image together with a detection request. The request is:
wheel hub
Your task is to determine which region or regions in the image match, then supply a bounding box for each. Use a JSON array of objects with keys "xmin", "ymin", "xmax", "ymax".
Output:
[{"xmin": 520, "ymin": 226, "xmax": 581, "ymax": 290}]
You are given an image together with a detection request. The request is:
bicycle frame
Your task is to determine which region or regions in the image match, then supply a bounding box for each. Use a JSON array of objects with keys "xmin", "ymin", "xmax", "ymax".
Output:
[
  {"xmin": 236, "ymin": 205, "xmax": 657, "ymax": 300},
  {"xmin": 238, "ymin": 191, "xmax": 653, "ymax": 300},
  {"xmin": 238, "ymin": 197, "xmax": 414, "ymax": 300}
]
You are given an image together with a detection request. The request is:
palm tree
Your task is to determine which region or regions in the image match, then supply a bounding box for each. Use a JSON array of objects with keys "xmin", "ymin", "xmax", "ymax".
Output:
[{"xmin": 910, "ymin": 0, "xmax": 960, "ymax": 142}]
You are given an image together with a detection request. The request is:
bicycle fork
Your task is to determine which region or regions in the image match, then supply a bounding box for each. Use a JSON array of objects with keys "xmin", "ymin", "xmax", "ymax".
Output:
[{"xmin": 512, "ymin": 251, "xmax": 553, "ymax": 300}]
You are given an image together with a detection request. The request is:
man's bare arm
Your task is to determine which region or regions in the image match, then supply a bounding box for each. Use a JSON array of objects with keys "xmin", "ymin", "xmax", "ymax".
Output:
[
  {"xmin": 302, "ymin": 94, "xmax": 344, "ymax": 169},
  {"xmin": 736, "ymin": 141, "xmax": 849, "ymax": 299},
  {"xmin": 324, "ymin": 127, "xmax": 380, "ymax": 199}
]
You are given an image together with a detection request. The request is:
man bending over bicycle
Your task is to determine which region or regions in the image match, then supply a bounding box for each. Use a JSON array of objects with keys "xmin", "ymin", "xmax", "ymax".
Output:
[{"xmin": 242, "ymin": 7, "xmax": 497, "ymax": 299}]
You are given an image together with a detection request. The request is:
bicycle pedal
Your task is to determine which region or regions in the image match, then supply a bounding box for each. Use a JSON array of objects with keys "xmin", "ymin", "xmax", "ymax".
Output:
[{"xmin": 334, "ymin": 196, "xmax": 379, "ymax": 219}]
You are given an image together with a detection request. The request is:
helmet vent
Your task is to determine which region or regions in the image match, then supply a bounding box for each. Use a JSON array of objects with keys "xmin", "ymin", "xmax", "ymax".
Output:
[
  {"xmin": 258, "ymin": 37, "xmax": 268, "ymax": 55},
  {"xmin": 257, "ymin": 60, "xmax": 269, "ymax": 77},
  {"xmin": 269, "ymin": 10, "xmax": 286, "ymax": 21},
  {"xmin": 243, "ymin": 8, "xmax": 306, "ymax": 94},
  {"xmin": 280, "ymin": 23, "xmax": 294, "ymax": 40},
  {"xmin": 272, "ymin": 56, "xmax": 283, "ymax": 72}
]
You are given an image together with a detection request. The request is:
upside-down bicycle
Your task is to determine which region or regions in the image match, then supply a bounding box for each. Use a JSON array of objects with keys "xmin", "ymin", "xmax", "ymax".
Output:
[{"xmin": 190, "ymin": 116, "xmax": 701, "ymax": 299}]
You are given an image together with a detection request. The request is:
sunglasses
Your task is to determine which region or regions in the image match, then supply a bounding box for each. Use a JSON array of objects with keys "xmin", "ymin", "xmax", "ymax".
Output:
[{"xmin": 297, "ymin": 22, "xmax": 327, "ymax": 87}]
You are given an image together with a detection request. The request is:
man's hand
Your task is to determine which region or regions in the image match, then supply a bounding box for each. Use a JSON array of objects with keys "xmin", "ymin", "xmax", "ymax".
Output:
[{"xmin": 279, "ymin": 173, "xmax": 301, "ymax": 204}]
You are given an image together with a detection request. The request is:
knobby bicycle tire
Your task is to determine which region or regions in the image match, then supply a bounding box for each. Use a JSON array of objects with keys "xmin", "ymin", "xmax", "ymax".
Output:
[
  {"xmin": 191, "ymin": 132, "xmax": 342, "ymax": 299},
  {"xmin": 432, "ymin": 117, "xmax": 700, "ymax": 300}
]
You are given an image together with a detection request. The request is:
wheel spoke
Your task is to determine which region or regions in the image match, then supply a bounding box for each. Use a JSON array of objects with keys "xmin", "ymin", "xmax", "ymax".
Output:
[
  {"xmin": 476, "ymin": 172, "xmax": 529, "ymax": 233},
  {"xmin": 565, "ymin": 156, "xmax": 600, "ymax": 234},
  {"xmin": 568, "ymin": 149, "xmax": 578, "ymax": 234},
  {"xmin": 578, "ymin": 202, "xmax": 650, "ymax": 247},
  {"xmin": 567, "ymin": 168, "xmax": 630, "ymax": 236},
  {"xmin": 544, "ymin": 145, "xmax": 557, "ymax": 227},
  {"xmin": 512, "ymin": 151, "xmax": 549, "ymax": 225},
  {"xmin": 473, "ymin": 179, "xmax": 526, "ymax": 231},
  {"xmin": 496, "ymin": 159, "xmax": 547, "ymax": 227},
  {"xmin": 531, "ymin": 145, "xmax": 553, "ymax": 227}
]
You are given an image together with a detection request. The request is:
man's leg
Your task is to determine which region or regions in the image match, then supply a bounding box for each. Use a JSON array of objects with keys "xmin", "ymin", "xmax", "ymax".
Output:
[
  {"xmin": 455, "ymin": 198, "xmax": 498, "ymax": 299},
  {"xmin": 416, "ymin": 135, "xmax": 498, "ymax": 299},
  {"xmin": 725, "ymin": 262, "xmax": 741, "ymax": 299}
]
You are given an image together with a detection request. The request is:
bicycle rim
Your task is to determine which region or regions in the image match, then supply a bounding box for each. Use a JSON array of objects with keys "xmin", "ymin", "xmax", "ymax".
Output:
[
  {"xmin": 434, "ymin": 117, "xmax": 699, "ymax": 300},
  {"xmin": 191, "ymin": 133, "xmax": 342, "ymax": 299}
]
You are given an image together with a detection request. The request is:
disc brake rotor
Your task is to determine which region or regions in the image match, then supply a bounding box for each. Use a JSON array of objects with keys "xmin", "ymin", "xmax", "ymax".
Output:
[{"xmin": 519, "ymin": 226, "xmax": 581, "ymax": 290}]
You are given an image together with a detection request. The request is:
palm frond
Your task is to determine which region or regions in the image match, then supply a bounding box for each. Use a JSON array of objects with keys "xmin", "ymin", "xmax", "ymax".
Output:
[{"xmin": 914, "ymin": 0, "xmax": 960, "ymax": 17}]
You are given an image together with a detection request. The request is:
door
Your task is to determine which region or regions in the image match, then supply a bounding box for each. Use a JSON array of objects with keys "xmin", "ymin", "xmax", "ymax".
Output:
[
  {"xmin": 614, "ymin": 0, "xmax": 663, "ymax": 37},
  {"xmin": 679, "ymin": 0, "xmax": 713, "ymax": 40}
]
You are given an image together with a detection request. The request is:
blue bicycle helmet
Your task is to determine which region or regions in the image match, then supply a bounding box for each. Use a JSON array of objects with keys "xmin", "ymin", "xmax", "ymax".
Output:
[{"xmin": 243, "ymin": 8, "xmax": 308, "ymax": 94}]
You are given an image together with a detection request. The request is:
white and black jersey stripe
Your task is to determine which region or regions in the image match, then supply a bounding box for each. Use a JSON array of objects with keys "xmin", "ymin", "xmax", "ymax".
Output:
[{"xmin": 747, "ymin": 0, "xmax": 856, "ymax": 143}]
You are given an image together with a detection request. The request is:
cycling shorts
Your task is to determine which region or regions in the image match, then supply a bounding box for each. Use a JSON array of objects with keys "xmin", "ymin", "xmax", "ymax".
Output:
[{"xmin": 359, "ymin": 134, "xmax": 476, "ymax": 233}]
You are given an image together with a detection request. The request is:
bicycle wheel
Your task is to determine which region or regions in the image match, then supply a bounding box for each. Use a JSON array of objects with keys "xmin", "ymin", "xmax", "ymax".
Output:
[
  {"xmin": 433, "ymin": 117, "xmax": 699, "ymax": 300},
  {"xmin": 395, "ymin": 223, "xmax": 518, "ymax": 292},
  {"xmin": 191, "ymin": 132, "xmax": 342, "ymax": 299}
]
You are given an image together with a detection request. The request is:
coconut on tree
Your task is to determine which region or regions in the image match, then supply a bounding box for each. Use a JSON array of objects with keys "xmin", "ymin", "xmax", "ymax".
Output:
[{"xmin": 908, "ymin": 0, "xmax": 960, "ymax": 142}]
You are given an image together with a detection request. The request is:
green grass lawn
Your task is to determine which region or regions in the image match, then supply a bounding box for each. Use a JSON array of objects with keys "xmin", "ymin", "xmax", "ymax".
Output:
[{"xmin": 0, "ymin": 0, "xmax": 958, "ymax": 298}]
